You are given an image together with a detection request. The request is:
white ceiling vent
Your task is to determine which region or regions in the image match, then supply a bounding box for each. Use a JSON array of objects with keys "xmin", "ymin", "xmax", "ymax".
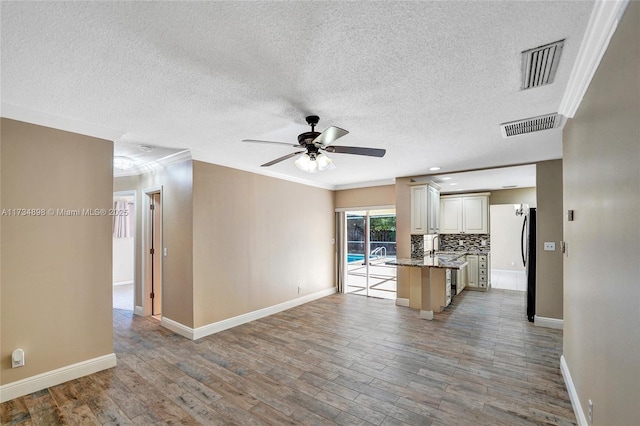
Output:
[
  {"xmin": 500, "ymin": 113, "xmax": 562, "ymax": 138},
  {"xmin": 521, "ymin": 40, "xmax": 564, "ymax": 90}
]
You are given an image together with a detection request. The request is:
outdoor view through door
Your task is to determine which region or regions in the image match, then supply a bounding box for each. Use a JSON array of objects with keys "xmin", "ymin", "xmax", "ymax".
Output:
[{"xmin": 345, "ymin": 209, "xmax": 397, "ymax": 299}]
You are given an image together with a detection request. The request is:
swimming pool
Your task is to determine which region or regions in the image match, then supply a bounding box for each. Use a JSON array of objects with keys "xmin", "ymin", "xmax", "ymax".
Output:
[{"xmin": 347, "ymin": 254, "xmax": 365, "ymax": 263}]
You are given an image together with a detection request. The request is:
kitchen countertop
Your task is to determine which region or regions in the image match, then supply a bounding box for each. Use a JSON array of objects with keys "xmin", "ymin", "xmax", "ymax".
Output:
[{"xmin": 386, "ymin": 255, "xmax": 468, "ymax": 269}]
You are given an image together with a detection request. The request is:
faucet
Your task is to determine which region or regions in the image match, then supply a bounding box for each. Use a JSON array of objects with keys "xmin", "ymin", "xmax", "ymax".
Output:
[{"xmin": 430, "ymin": 235, "xmax": 440, "ymax": 258}]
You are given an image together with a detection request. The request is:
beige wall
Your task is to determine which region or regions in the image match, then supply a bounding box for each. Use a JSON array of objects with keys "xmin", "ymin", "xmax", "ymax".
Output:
[
  {"xmin": 114, "ymin": 160, "xmax": 194, "ymax": 327},
  {"xmin": 192, "ymin": 161, "xmax": 335, "ymax": 328},
  {"xmin": 490, "ymin": 205, "xmax": 526, "ymax": 271},
  {"xmin": 1, "ymin": 119, "xmax": 113, "ymax": 385},
  {"xmin": 489, "ymin": 187, "xmax": 537, "ymax": 207},
  {"xmin": 334, "ymin": 184, "xmax": 395, "ymax": 209},
  {"xmin": 562, "ymin": 3, "xmax": 639, "ymax": 425},
  {"xmin": 489, "ymin": 187, "xmax": 537, "ymax": 273},
  {"xmin": 535, "ymin": 160, "xmax": 563, "ymax": 319},
  {"xmin": 394, "ymin": 178, "xmax": 412, "ymax": 299}
]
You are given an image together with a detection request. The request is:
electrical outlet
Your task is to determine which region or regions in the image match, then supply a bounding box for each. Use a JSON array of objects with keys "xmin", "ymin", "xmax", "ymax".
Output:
[
  {"xmin": 12, "ymin": 349, "xmax": 25, "ymax": 368},
  {"xmin": 588, "ymin": 399, "xmax": 593, "ymax": 423},
  {"xmin": 298, "ymin": 286, "xmax": 302, "ymax": 294},
  {"xmin": 544, "ymin": 242, "xmax": 556, "ymax": 251},
  {"xmin": 458, "ymin": 240, "xmax": 464, "ymax": 246},
  {"xmin": 481, "ymin": 240, "xmax": 487, "ymax": 246}
]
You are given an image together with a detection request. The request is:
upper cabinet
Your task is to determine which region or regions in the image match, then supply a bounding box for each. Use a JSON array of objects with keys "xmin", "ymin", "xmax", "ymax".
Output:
[
  {"xmin": 440, "ymin": 193, "xmax": 490, "ymax": 234},
  {"xmin": 410, "ymin": 183, "xmax": 440, "ymax": 234}
]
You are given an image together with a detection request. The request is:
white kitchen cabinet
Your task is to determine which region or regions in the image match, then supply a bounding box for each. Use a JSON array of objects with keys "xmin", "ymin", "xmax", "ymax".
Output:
[
  {"xmin": 456, "ymin": 263, "xmax": 467, "ymax": 294},
  {"xmin": 439, "ymin": 193, "xmax": 490, "ymax": 234},
  {"xmin": 466, "ymin": 253, "xmax": 491, "ymax": 291},
  {"xmin": 466, "ymin": 255, "xmax": 479, "ymax": 288},
  {"xmin": 478, "ymin": 254, "xmax": 491, "ymax": 290},
  {"xmin": 440, "ymin": 197, "xmax": 462, "ymax": 234},
  {"xmin": 445, "ymin": 269, "xmax": 452, "ymax": 307},
  {"xmin": 427, "ymin": 184, "xmax": 440, "ymax": 234},
  {"xmin": 410, "ymin": 183, "xmax": 440, "ymax": 234}
]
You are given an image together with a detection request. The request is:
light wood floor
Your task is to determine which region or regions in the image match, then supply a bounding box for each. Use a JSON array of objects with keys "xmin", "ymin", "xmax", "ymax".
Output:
[{"xmin": 1, "ymin": 289, "xmax": 576, "ymax": 425}]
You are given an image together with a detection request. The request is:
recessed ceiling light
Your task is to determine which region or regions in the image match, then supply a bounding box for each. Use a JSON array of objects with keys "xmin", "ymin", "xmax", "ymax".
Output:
[
  {"xmin": 429, "ymin": 167, "xmax": 441, "ymax": 171},
  {"xmin": 450, "ymin": 182, "xmax": 458, "ymax": 186},
  {"xmin": 139, "ymin": 145, "xmax": 153, "ymax": 152},
  {"xmin": 114, "ymin": 156, "xmax": 134, "ymax": 170},
  {"xmin": 502, "ymin": 185, "xmax": 518, "ymax": 189},
  {"xmin": 441, "ymin": 177, "xmax": 452, "ymax": 180}
]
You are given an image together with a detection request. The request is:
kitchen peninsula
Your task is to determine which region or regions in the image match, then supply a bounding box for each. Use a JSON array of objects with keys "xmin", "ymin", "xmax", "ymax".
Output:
[{"xmin": 386, "ymin": 254, "xmax": 467, "ymax": 320}]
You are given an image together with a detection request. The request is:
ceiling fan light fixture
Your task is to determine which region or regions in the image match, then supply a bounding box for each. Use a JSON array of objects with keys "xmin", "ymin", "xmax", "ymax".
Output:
[
  {"xmin": 294, "ymin": 152, "xmax": 333, "ymax": 173},
  {"xmin": 294, "ymin": 153, "xmax": 314, "ymax": 172},
  {"xmin": 316, "ymin": 153, "xmax": 333, "ymax": 171}
]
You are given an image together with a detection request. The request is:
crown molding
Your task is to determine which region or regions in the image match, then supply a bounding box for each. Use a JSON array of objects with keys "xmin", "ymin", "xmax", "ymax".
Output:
[
  {"xmin": 334, "ymin": 179, "xmax": 396, "ymax": 191},
  {"xmin": 114, "ymin": 149, "xmax": 192, "ymax": 177},
  {"xmin": 189, "ymin": 149, "xmax": 336, "ymax": 191},
  {"xmin": 558, "ymin": 0, "xmax": 630, "ymax": 118}
]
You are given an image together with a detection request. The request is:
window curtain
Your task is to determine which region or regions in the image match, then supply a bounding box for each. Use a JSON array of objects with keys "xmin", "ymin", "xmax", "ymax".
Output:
[
  {"xmin": 113, "ymin": 200, "xmax": 134, "ymax": 238},
  {"xmin": 335, "ymin": 211, "xmax": 346, "ymax": 293}
]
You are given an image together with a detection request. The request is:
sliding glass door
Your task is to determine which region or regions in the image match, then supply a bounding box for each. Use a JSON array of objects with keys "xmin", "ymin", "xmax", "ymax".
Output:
[{"xmin": 345, "ymin": 209, "xmax": 397, "ymax": 299}]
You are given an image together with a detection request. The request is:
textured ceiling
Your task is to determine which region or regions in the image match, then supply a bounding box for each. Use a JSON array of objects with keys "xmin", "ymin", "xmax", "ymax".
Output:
[{"xmin": 1, "ymin": 1, "xmax": 594, "ymax": 190}]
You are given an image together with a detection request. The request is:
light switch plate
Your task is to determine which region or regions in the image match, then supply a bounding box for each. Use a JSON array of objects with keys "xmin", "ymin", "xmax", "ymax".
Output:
[{"xmin": 544, "ymin": 242, "xmax": 556, "ymax": 251}]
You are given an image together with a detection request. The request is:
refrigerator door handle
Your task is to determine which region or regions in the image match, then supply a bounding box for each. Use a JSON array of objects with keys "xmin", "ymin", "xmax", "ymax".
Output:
[{"xmin": 521, "ymin": 216, "xmax": 527, "ymax": 267}]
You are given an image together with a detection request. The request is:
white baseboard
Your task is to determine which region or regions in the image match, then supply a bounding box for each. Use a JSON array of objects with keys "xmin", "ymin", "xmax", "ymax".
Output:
[
  {"xmin": 162, "ymin": 287, "xmax": 338, "ymax": 341},
  {"xmin": 419, "ymin": 310, "xmax": 434, "ymax": 320},
  {"xmin": 133, "ymin": 306, "xmax": 144, "ymax": 316},
  {"xmin": 112, "ymin": 280, "xmax": 133, "ymax": 286},
  {"xmin": 395, "ymin": 298, "xmax": 409, "ymax": 307},
  {"xmin": 561, "ymin": 355, "xmax": 587, "ymax": 426},
  {"xmin": 534, "ymin": 315, "xmax": 564, "ymax": 330},
  {"xmin": 161, "ymin": 316, "xmax": 195, "ymax": 340},
  {"xmin": 0, "ymin": 353, "xmax": 116, "ymax": 403}
]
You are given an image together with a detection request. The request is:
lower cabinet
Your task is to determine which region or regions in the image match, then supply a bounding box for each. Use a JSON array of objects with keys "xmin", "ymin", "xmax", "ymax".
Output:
[
  {"xmin": 456, "ymin": 263, "xmax": 467, "ymax": 294},
  {"xmin": 445, "ymin": 269, "xmax": 452, "ymax": 307},
  {"xmin": 467, "ymin": 255, "xmax": 479, "ymax": 288},
  {"xmin": 466, "ymin": 254, "xmax": 490, "ymax": 291},
  {"xmin": 478, "ymin": 254, "xmax": 490, "ymax": 290}
]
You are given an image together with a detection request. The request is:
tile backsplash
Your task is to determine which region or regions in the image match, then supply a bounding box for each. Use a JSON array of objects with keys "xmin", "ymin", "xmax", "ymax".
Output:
[
  {"xmin": 411, "ymin": 234, "xmax": 491, "ymax": 258},
  {"xmin": 410, "ymin": 234, "xmax": 425, "ymax": 258},
  {"xmin": 439, "ymin": 234, "xmax": 491, "ymax": 252}
]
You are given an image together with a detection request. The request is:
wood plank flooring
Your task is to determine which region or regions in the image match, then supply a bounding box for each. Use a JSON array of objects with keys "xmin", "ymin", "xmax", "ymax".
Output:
[{"xmin": 1, "ymin": 289, "xmax": 576, "ymax": 425}]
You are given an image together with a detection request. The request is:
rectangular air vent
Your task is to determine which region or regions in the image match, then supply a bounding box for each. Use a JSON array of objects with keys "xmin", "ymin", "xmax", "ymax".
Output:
[
  {"xmin": 500, "ymin": 113, "xmax": 562, "ymax": 138},
  {"xmin": 521, "ymin": 39, "xmax": 564, "ymax": 90}
]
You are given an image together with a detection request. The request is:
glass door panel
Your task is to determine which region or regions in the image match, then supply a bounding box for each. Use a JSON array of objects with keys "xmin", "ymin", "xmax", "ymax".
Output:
[
  {"xmin": 345, "ymin": 209, "xmax": 396, "ymax": 299},
  {"xmin": 346, "ymin": 211, "xmax": 367, "ymax": 296},
  {"xmin": 368, "ymin": 209, "xmax": 397, "ymax": 299}
]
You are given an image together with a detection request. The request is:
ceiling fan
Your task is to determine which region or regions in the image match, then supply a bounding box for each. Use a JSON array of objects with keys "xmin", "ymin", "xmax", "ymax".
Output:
[{"xmin": 242, "ymin": 115, "xmax": 386, "ymax": 173}]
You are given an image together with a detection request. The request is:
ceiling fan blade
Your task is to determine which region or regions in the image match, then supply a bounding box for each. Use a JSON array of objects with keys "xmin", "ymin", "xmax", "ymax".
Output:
[
  {"xmin": 312, "ymin": 126, "xmax": 349, "ymax": 146},
  {"xmin": 242, "ymin": 139, "xmax": 298, "ymax": 147},
  {"xmin": 324, "ymin": 146, "xmax": 386, "ymax": 157},
  {"xmin": 260, "ymin": 151, "xmax": 305, "ymax": 167}
]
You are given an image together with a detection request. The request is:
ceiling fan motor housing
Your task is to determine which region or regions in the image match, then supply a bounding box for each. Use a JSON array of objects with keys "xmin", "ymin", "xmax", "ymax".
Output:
[{"xmin": 298, "ymin": 131, "xmax": 321, "ymax": 146}]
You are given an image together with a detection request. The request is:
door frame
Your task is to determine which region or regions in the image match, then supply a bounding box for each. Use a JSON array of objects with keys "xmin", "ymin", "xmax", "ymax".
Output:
[
  {"xmin": 336, "ymin": 205, "xmax": 395, "ymax": 297},
  {"xmin": 142, "ymin": 186, "xmax": 163, "ymax": 317}
]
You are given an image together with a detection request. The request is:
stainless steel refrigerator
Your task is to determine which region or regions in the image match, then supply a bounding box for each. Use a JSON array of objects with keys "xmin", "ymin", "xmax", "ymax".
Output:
[{"xmin": 521, "ymin": 207, "xmax": 537, "ymax": 322}]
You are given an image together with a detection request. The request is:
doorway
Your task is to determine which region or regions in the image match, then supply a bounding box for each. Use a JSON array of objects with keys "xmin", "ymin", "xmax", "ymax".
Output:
[
  {"xmin": 490, "ymin": 204, "xmax": 526, "ymax": 291},
  {"xmin": 112, "ymin": 192, "xmax": 135, "ymax": 310},
  {"xmin": 144, "ymin": 188, "xmax": 163, "ymax": 317},
  {"xmin": 345, "ymin": 209, "xmax": 397, "ymax": 299}
]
